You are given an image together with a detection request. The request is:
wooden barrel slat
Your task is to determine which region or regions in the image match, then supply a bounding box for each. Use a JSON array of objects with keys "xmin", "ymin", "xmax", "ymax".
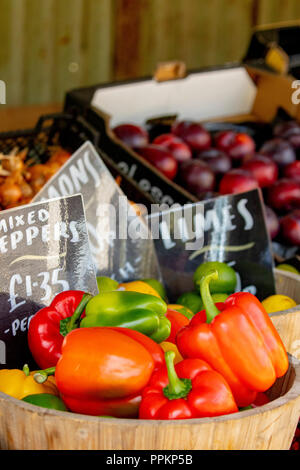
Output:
[{"xmin": 271, "ymin": 269, "xmax": 300, "ymax": 359}]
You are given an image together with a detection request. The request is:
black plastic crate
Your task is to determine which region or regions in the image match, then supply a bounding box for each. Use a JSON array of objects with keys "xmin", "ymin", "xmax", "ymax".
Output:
[{"xmin": 0, "ymin": 112, "xmax": 155, "ymax": 209}]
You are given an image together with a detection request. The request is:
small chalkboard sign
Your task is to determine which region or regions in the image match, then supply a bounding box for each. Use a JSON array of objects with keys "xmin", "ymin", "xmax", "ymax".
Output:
[
  {"xmin": 0, "ymin": 194, "xmax": 98, "ymax": 369},
  {"xmin": 147, "ymin": 189, "xmax": 276, "ymax": 302},
  {"xmin": 33, "ymin": 141, "xmax": 161, "ymax": 282}
]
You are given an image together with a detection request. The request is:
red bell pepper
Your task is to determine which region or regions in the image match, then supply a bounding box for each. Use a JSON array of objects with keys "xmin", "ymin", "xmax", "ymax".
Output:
[
  {"xmin": 176, "ymin": 271, "xmax": 289, "ymax": 407},
  {"xmin": 165, "ymin": 308, "xmax": 190, "ymax": 344},
  {"xmin": 252, "ymin": 392, "xmax": 270, "ymax": 407},
  {"xmin": 28, "ymin": 291, "xmax": 92, "ymax": 369},
  {"xmin": 139, "ymin": 351, "xmax": 238, "ymax": 419}
]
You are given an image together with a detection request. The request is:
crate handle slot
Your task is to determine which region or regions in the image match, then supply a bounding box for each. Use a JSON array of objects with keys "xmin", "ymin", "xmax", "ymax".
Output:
[{"xmin": 153, "ymin": 61, "xmax": 187, "ymax": 82}]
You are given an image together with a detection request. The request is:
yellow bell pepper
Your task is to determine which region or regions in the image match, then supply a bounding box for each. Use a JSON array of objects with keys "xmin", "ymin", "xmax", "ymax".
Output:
[
  {"xmin": 277, "ymin": 264, "xmax": 300, "ymax": 275},
  {"xmin": 168, "ymin": 304, "xmax": 194, "ymax": 320},
  {"xmin": 160, "ymin": 341, "xmax": 183, "ymax": 364},
  {"xmin": 0, "ymin": 364, "xmax": 58, "ymax": 400},
  {"xmin": 117, "ymin": 281, "xmax": 161, "ymax": 298},
  {"xmin": 262, "ymin": 294, "xmax": 297, "ymax": 314}
]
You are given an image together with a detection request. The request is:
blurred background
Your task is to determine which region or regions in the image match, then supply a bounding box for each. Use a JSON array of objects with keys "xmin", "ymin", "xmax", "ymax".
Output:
[{"xmin": 1, "ymin": 0, "xmax": 300, "ymax": 106}]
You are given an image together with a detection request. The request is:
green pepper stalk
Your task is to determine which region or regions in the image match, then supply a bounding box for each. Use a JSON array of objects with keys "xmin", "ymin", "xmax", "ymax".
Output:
[
  {"xmin": 23, "ymin": 364, "xmax": 30, "ymax": 377},
  {"xmin": 59, "ymin": 293, "xmax": 93, "ymax": 337},
  {"xmin": 34, "ymin": 367, "xmax": 56, "ymax": 384},
  {"xmin": 199, "ymin": 270, "xmax": 221, "ymax": 324},
  {"xmin": 163, "ymin": 351, "xmax": 192, "ymax": 400}
]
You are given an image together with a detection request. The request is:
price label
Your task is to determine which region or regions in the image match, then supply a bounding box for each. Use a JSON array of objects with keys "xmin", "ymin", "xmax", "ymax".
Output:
[
  {"xmin": 0, "ymin": 194, "xmax": 98, "ymax": 368},
  {"xmin": 8, "ymin": 268, "xmax": 70, "ymax": 312}
]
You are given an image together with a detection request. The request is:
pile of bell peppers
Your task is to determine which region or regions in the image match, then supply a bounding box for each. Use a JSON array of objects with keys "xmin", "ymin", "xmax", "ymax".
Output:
[{"xmin": 0, "ymin": 262, "xmax": 289, "ymax": 420}]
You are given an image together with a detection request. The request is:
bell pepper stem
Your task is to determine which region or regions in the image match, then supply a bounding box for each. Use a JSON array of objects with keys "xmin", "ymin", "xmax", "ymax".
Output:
[
  {"xmin": 199, "ymin": 270, "xmax": 221, "ymax": 324},
  {"xmin": 23, "ymin": 364, "xmax": 30, "ymax": 377},
  {"xmin": 163, "ymin": 351, "xmax": 192, "ymax": 400},
  {"xmin": 34, "ymin": 367, "xmax": 56, "ymax": 384},
  {"xmin": 60, "ymin": 293, "xmax": 93, "ymax": 336},
  {"xmin": 67, "ymin": 293, "xmax": 93, "ymax": 332}
]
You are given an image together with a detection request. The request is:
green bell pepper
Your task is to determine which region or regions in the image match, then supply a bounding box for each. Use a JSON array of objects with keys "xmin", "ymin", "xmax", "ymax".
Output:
[
  {"xmin": 81, "ymin": 291, "xmax": 170, "ymax": 343},
  {"xmin": 193, "ymin": 261, "xmax": 237, "ymax": 294},
  {"xmin": 211, "ymin": 293, "xmax": 229, "ymax": 304},
  {"xmin": 97, "ymin": 276, "xmax": 119, "ymax": 293},
  {"xmin": 22, "ymin": 393, "xmax": 68, "ymax": 411},
  {"xmin": 176, "ymin": 291, "xmax": 203, "ymax": 314},
  {"xmin": 177, "ymin": 291, "xmax": 229, "ymax": 314},
  {"xmin": 98, "ymin": 415, "xmax": 117, "ymax": 418}
]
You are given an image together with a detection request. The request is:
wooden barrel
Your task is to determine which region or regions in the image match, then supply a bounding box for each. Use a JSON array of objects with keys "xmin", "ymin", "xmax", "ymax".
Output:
[
  {"xmin": 1, "ymin": 268, "xmax": 300, "ymax": 450},
  {"xmin": 0, "ymin": 355, "xmax": 300, "ymax": 450},
  {"xmin": 272, "ymin": 269, "xmax": 300, "ymax": 359}
]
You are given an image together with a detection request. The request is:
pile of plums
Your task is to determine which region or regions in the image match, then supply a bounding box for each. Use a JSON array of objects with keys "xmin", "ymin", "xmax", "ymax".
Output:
[{"xmin": 113, "ymin": 119, "xmax": 300, "ymax": 247}]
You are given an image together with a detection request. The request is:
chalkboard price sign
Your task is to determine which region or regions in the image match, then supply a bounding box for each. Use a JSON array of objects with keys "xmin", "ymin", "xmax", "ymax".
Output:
[
  {"xmin": 34, "ymin": 141, "xmax": 161, "ymax": 282},
  {"xmin": 147, "ymin": 189, "xmax": 276, "ymax": 302},
  {"xmin": 0, "ymin": 194, "xmax": 98, "ymax": 369}
]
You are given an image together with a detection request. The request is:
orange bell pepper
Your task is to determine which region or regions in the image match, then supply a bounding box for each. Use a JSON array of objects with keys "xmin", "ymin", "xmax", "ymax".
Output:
[
  {"xmin": 42, "ymin": 327, "xmax": 164, "ymax": 418},
  {"xmin": 176, "ymin": 271, "xmax": 289, "ymax": 407},
  {"xmin": 160, "ymin": 341, "xmax": 183, "ymax": 364},
  {"xmin": 117, "ymin": 281, "xmax": 161, "ymax": 298}
]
